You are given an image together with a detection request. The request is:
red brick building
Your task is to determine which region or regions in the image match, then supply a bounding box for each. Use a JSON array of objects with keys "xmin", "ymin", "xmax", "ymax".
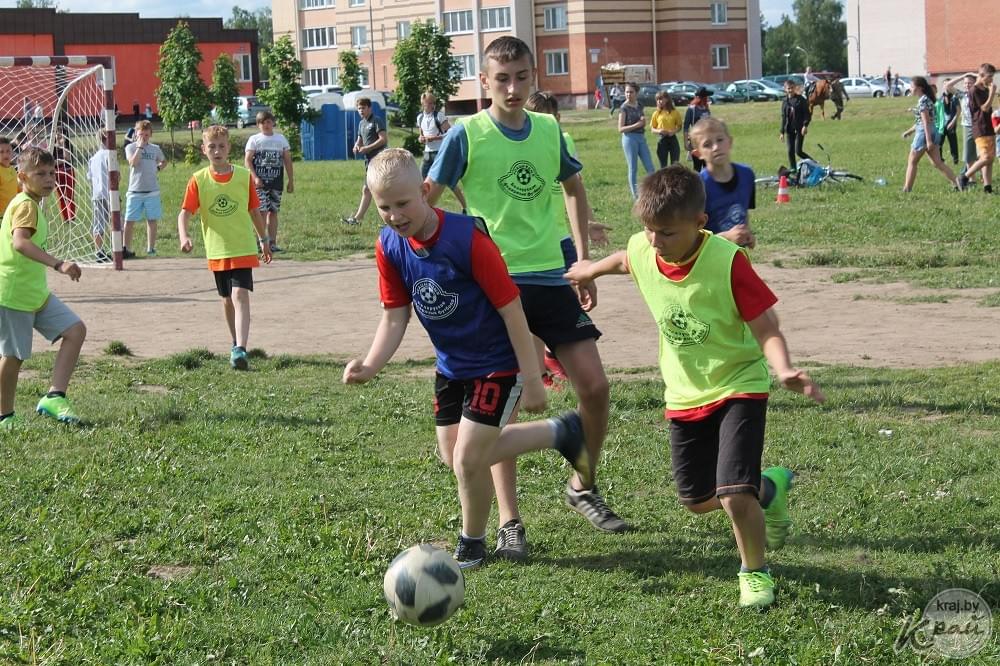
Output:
[{"xmin": 0, "ymin": 8, "xmax": 260, "ymax": 117}]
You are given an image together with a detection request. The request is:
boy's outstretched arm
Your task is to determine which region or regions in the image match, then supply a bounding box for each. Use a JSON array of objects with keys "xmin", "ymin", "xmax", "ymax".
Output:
[
  {"xmin": 495, "ymin": 297, "xmax": 547, "ymax": 414},
  {"xmin": 564, "ymin": 250, "xmax": 629, "ymax": 286},
  {"xmin": 11, "ymin": 228, "xmax": 81, "ymax": 281},
  {"xmin": 747, "ymin": 307, "xmax": 825, "ymax": 403},
  {"xmin": 425, "ymin": 179, "xmax": 446, "ymax": 207},
  {"xmin": 562, "ymin": 174, "xmax": 598, "ymax": 310},
  {"xmin": 343, "ymin": 306, "xmax": 411, "ymax": 384},
  {"xmin": 177, "ymin": 209, "xmax": 193, "ymax": 252}
]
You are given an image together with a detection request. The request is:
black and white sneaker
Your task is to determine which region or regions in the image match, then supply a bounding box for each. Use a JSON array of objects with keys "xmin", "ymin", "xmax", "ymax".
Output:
[
  {"xmin": 454, "ymin": 536, "xmax": 487, "ymax": 570},
  {"xmin": 565, "ymin": 483, "xmax": 630, "ymax": 533},
  {"xmin": 551, "ymin": 410, "xmax": 593, "ymax": 488},
  {"xmin": 494, "ymin": 518, "xmax": 528, "ymax": 561}
]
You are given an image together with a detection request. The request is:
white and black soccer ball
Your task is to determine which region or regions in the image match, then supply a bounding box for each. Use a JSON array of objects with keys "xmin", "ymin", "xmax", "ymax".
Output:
[{"xmin": 383, "ymin": 544, "xmax": 465, "ymax": 627}]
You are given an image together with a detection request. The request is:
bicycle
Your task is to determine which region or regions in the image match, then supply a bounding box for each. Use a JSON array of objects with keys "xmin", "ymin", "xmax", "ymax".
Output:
[{"xmin": 755, "ymin": 143, "xmax": 864, "ymax": 188}]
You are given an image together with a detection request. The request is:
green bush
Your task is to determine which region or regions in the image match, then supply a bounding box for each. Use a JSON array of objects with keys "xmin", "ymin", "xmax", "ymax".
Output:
[{"xmin": 401, "ymin": 132, "xmax": 423, "ymax": 157}]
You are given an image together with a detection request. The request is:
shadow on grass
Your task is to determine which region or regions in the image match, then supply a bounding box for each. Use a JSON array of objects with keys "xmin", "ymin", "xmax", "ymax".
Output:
[{"xmin": 484, "ymin": 637, "xmax": 584, "ymax": 663}]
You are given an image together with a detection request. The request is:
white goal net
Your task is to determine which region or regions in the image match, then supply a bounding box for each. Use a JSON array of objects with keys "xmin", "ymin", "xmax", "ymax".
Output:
[{"xmin": 0, "ymin": 56, "xmax": 121, "ymax": 269}]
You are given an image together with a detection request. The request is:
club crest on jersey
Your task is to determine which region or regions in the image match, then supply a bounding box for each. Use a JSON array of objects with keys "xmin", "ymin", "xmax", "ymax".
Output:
[
  {"xmin": 724, "ymin": 203, "xmax": 747, "ymax": 230},
  {"xmin": 209, "ymin": 193, "xmax": 239, "ymax": 217},
  {"xmin": 412, "ymin": 278, "xmax": 459, "ymax": 320},
  {"xmin": 498, "ymin": 160, "xmax": 546, "ymax": 202},
  {"xmin": 658, "ymin": 304, "xmax": 710, "ymax": 347}
]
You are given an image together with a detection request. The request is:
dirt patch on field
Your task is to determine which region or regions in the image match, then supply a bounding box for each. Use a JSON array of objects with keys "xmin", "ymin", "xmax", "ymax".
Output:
[{"xmin": 44, "ymin": 257, "xmax": 1000, "ymax": 370}]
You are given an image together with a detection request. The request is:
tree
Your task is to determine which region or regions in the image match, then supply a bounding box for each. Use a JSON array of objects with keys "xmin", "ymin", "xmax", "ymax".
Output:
[
  {"xmin": 256, "ymin": 35, "xmax": 309, "ymax": 156},
  {"xmin": 391, "ymin": 20, "xmax": 461, "ymax": 127},
  {"xmin": 794, "ymin": 0, "xmax": 847, "ymax": 74},
  {"xmin": 156, "ymin": 21, "xmax": 212, "ymax": 145},
  {"xmin": 224, "ymin": 6, "xmax": 273, "ymax": 47},
  {"xmin": 762, "ymin": 16, "xmax": 802, "ymax": 75},
  {"xmin": 339, "ymin": 50, "xmax": 362, "ymax": 94},
  {"xmin": 211, "ymin": 53, "xmax": 240, "ymax": 126}
]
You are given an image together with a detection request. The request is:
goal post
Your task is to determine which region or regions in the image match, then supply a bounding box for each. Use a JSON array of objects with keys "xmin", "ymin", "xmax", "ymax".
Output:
[{"xmin": 0, "ymin": 56, "xmax": 123, "ymax": 270}]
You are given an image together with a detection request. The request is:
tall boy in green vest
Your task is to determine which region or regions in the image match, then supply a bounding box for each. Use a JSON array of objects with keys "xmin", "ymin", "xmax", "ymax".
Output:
[
  {"xmin": 565, "ymin": 165, "xmax": 825, "ymax": 608},
  {"xmin": 178, "ymin": 125, "xmax": 272, "ymax": 371},
  {"xmin": 0, "ymin": 148, "xmax": 87, "ymax": 428},
  {"xmin": 427, "ymin": 36, "xmax": 627, "ymax": 562}
]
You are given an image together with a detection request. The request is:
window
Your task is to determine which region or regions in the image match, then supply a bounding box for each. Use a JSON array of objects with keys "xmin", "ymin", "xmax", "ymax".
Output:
[
  {"xmin": 710, "ymin": 3, "xmax": 727, "ymax": 24},
  {"xmin": 304, "ymin": 67, "xmax": 329, "ymax": 86},
  {"xmin": 348, "ymin": 0, "xmax": 364, "ymax": 6},
  {"xmin": 300, "ymin": 0, "xmax": 333, "ymax": 8},
  {"xmin": 711, "ymin": 45, "xmax": 729, "ymax": 69},
  {"xmin": 397, "ymin": 21, "xmax": 411, "ymax": 39},
  {"xmin": 329, "ymin": 67, "xmax": 340, "ymax": 85},
  {"xmin": 544, "ymin": 5, "xmax": 568, "ymax": 31},
  {"xmin": 351, "ymin": 25, "xmax": 367, "ymax": 47},
  {"xmin": 359, "ymin": 67, "xmax": 369, "ymax": 87},
  {"xmin": 480, "ymin": 6, "xmax": 511, "ymax": 31},
  {"xmin": 545, "ymin": 49, "xmax": 569, "ymax": 76},
  {"xmin": 453, "ymin": 54, "xmax": 476, "ymax": 80},
  {"xmin": 442, "ymin": 10, "xmax": 474, "ymax": 34},
  {"xmin": 235, "ymin": 54, "xmax": 252, "ymax": 82},
  {"xmin": 302, "ymin": 27, "xmax": 336, "ymax": 49}
]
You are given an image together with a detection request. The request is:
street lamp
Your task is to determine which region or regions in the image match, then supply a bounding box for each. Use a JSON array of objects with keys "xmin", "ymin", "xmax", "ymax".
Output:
[
  {"xmin": 794, "ymin": 45, "xmax": 810, "ymax": 68},
  {"xmin": 783, "ymin": 52, "xmax": 790, "ymax": 75},
  {"xmin": 845, "ymin": 35, "xmax": 860, "ymax": 77}
]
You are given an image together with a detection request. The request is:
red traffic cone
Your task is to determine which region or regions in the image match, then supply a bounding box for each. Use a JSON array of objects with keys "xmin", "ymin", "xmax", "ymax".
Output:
[{"xmin": 776, "ymin": 174, "xmax": 791, "ymax": 204}]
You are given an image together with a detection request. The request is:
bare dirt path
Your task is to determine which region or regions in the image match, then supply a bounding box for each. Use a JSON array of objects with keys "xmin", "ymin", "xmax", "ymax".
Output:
[{"xmin": 45, "ymin": 257, "xmax": 1000, "ymax": 369}]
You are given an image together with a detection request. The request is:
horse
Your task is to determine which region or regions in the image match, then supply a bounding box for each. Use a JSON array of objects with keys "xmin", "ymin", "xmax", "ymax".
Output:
[
  {"xmin": 808, "ymin": 79, "xmax": 832, "ymax": 119},
  {"xmin": 828, "ymin": 79, "xmax": 848, "ymax": 120}
]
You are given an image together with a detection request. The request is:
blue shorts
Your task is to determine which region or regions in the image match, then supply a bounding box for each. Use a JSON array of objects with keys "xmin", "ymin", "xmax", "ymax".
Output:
[
  {"xmin": 911, "ymin": 127, "xmax": 940, "ymax": 152},
  {"xmin": 125, "ymin": 191, "xmax": 162, "ymax": 222}
]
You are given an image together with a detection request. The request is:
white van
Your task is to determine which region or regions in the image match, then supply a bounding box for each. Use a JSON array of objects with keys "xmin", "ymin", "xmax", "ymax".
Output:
[{"xmin": 303, "ymin": 85, "xmax": 343, "ymax": 97}]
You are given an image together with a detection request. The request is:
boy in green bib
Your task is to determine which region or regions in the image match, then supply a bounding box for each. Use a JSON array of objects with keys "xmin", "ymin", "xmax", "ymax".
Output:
[
  {"xmin": 565, "ymin": 165, "xmax": 824, "ymax": 608},
  {"xmin": 178, "ymin": 125, "xmax": 272, "ymax": 371},
  {"xmin": 427, "ymin": 36, "xmax": 627, "ymax": 561},
  {"xmin": 0, "ymin": 148, "xmax": 87, "ymax": 428}
]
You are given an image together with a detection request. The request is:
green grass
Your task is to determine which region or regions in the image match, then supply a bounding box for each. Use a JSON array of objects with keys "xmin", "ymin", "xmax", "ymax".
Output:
[
  {"xmin": 2, "ymin": 353, "xmax": 998, "ymax": 663},
  {"xmin": 128, "ymin": 97, "xmax": 996, "ymax": 292}
]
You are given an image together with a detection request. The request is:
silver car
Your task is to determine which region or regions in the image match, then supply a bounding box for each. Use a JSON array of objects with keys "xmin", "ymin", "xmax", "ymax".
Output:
[{"xmin": 839, "ymin": 77, "xmax": 885, "ymax": 98}]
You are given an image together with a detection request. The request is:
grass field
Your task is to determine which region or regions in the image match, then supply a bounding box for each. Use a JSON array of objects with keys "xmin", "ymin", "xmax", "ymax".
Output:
[{"xmin": 3, "ymin": 98, "xmax": 999, "ymax": 663}]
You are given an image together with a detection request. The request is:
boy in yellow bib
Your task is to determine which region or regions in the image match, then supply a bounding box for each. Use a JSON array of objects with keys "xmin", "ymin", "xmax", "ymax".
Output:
[
  {"xmin": 1, "ymin": 148, "xmax": 87, "ymax": 428},
  {"xmin": 178, "ymin": 125, "xmax": 272, "ymax": 371},
  {"xmin": 565, "ymin": 165, "xmax": 824, "ymax": 608}
]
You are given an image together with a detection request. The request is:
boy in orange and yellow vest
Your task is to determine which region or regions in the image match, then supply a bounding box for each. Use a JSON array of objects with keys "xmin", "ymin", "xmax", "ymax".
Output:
[
  {"xmin": 565, "ymin": 165, "xmax": 824, "ymax": 609},
  {"xmin": 178, "ymin": 125, "xmax": 272, "ymax": 371}
]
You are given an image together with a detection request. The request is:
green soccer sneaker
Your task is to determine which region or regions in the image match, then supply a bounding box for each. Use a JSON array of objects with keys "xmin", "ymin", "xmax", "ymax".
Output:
[
  {"xmin": 36, "ymin": 395, "xmax": 80, "ymax": 425},
  {"xmin": 0, "ymin": 414, "xmax": 19, "ymax": 431},
  {"xmin": 738, "ymin": 570, "xmax": 776, "ymax": 608},
  {"xmin": 762, "ymin": 466, "xmax": 795, "ymax": 550},
  {"xmin": 230, "ymin": 346, "xmax": 249, "ymax": 371}
]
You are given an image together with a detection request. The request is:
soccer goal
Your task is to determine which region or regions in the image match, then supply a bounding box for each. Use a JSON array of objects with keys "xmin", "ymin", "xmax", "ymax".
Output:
[{"xmin": 0, "ymin": 56, "xmax": 123, "ymax": 269}]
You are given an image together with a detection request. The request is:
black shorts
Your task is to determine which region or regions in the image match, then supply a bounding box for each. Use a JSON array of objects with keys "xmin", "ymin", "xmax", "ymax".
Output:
[
  {"xmin": 213, "ymin": 268, "xmax": 254, "ymax": 298},
  {"xmin": 434, "ymin": 372, "xmax": 521, "ymax": 428},
  {"xmin": 669, "ymin": 398, "xmax": 767, "ymax": 505},
  {"xmin": 517, "ymin": 284, "xmax": 601, "ymax": 352}
]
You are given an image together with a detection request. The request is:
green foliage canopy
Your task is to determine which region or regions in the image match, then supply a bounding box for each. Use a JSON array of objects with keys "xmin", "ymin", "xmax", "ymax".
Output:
[
  {"xmin": 155, "ymin": 22, "xmax": 212, "ymax": 131},
  {"xmin": 210, "ymin": 53, "xmax": 240, "ymax": 126},
  {"xmin": 339, "ymin": 50, "xmax": 362, "ymax": 94},
  {"xmin": 761, "ymin": 0, "xmax": 847, "ymax": 76},
  {"xmin": 255, "ymin": 35, "xmax": 309, "ymax": 153},
  {"xmin": 391, "ymin": 20, "xmax": 461, "ymax": 127}
]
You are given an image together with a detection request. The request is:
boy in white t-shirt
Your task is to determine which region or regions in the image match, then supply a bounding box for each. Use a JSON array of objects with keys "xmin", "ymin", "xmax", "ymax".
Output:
[
  {"xmin": 87, "ymin": 129, "xmax": 114, "ymax": 263},
  {"xmin": 245, "ymin": 111, "xmax": 293, "ymax": 253},
  {"xmin": 417, "ymin": 91, "xmax": 466, "ymax": 211}
]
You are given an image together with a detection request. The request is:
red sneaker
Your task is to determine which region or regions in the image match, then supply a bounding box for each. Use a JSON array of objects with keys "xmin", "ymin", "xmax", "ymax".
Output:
[{"xmin": 544, "ymin": 353, "xmax": 568, "ymax": 380}]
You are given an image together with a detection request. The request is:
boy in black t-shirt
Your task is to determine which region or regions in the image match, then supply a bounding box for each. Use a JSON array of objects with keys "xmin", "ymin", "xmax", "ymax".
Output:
[{"xmin": 342, "ymin": 98, "xmax": 387, "ymax": 225}]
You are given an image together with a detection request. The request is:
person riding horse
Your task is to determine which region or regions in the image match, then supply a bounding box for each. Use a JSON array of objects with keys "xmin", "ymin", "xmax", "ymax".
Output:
[{"xmin": 804, "ymin": 67, "xmax": 819, "ymax": 100}]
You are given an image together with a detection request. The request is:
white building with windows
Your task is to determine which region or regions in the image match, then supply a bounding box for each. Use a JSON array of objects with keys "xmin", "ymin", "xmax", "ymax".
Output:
[{"xmin": 272, "ymin": 0, "xmax": 760, "ymax": 110}]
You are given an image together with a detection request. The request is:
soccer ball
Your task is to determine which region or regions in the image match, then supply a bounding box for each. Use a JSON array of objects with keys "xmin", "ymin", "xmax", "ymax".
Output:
[{"xmin": 383, "ymin": 544, "xmax": 465, "ymax": 627}]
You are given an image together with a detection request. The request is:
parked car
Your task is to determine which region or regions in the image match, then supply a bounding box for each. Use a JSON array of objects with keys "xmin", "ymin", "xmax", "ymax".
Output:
[
  {"xmin": 763, "ymin": 74, "xmax": 804, "ymax": 88},
  {"xmin": 303, "ymin": 84, "xmax": 343, "ymax": 97},
  {"xmin": 868, "ymin": 76, "xmax": 910, "ymax": 96},
  {"xmin": 724, "ymin": 80, "xmax": 783, "ymax": 101},
  {"xmin": 702, "ymin": 84, "xmax": 736, "ymax": 103},
  {"xmin": 638, "ymin": 84, "xmax": 671, "ymax": 107},
  {"xmin": 839, "ymin": 77, "xmax": 885, "ymax": 98},
  {"xmin": 211, "ymin": 95, "xmax": 270, "ymax": 128}
]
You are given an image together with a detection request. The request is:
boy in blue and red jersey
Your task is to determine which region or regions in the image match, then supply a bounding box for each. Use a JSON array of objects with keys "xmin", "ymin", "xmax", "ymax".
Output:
[{"xmin": 343, "ymin": 149, "xmax": 592, "ymax": 569}]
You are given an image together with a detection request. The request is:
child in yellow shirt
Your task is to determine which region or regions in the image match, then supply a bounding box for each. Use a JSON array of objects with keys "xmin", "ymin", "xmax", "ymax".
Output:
[
  {"xmin": 650, "ymin": 92, "xmax": 683, "ymax": 169},
  {"xmin": 0, "ymin": 137, "xmax": 18, "ymax": 214}
]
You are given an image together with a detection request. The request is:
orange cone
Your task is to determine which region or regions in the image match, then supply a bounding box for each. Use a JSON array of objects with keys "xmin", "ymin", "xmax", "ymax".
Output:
[{"xmin": 776, "ymin": 174, "xmax": 791, "ymax": 204}]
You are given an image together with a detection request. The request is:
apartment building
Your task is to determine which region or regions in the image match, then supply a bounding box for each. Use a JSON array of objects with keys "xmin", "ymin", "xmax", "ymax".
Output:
[{"xmin": 273, "ymin": 0, "xmax": 761, "ymax": 111}]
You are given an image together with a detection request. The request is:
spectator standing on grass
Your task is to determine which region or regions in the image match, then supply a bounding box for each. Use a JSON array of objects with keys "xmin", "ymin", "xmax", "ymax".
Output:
[
  {"xmin": 779, "ymin": 80, "xmax": 812, "ymax": 174},
  {"xmin": 937, "ymin": 88, "xmax": 960, "ymax": 165},
  {"xmin": 609, "ymin": 83, "xmax": 625, "ymax": 117},
  {"xmin": 123, "ymin": 120, "xmax": 167, "ymax": 258},
  {"xmin": 618, "ymin": 82, "xmax": 656, "ymax": 200},
  {"xmin": 683, "ymin": 88, "xmax": 712, "ymax": 172},
  {"xmin": 87, "ymin": 130, "xmax": 114, "ymax": 263},
  {"xmin": 245, "ymin": 110, "xmax": 293, "ymax": 254},
  {"xmin": 956, "ymin": 63, "xmax": 997, "ymax": 193},
  {"xmin": 341, "ymin": 97, "xmax": 387, "ymax": 226},
  {"xmin": 416, "ymin": 91, "xmax": 467, "ymax": 210},
  {"xmin": 651, "ymin": 91, "xmax": 683, "ymax": 168}
]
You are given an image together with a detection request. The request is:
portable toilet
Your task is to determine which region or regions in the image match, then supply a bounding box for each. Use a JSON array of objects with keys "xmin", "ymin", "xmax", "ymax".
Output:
[
  {"xmin": 342, "ymin": 90, "xmax": 386, "ymax": 160},
  {"xmin": 301, "ymin": 92, "xmax": 347, "ymax": 160}
]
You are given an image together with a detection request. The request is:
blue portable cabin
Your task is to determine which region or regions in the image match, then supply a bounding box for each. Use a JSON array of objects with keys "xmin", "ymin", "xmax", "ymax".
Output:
[{"xmin": 300, "ymin": 92, "xmax": 347, "ymax": 160}]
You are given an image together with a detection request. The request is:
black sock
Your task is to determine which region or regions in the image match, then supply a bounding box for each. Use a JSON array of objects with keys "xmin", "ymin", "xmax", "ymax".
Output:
[
  {"xmin": 46, "ymin": 390, "xmax": 66, "ymax": 399},
  {"xmin": 0, "ymin": 412, "xmax": 13, "ymax": 421},
  {"xmin": 740, "ymin": 564, "xmax": 770, "ymax": 574},
  {"xmin": 985, "ymin": 185, "xmax": 993, "ymax": 194},
  {"xmin": 759, "ymin": 476, "xmax": 776, "ymax": 508},
  {"xmin": 236, "ymin": 346, "xmax": 246, "ymax": 353}
]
